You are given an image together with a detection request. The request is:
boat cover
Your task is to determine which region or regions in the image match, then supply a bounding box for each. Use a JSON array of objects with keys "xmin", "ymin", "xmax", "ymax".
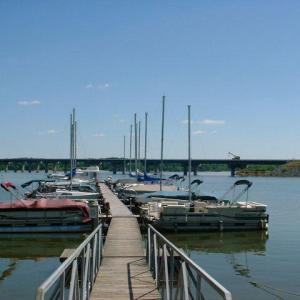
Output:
[{"xmin": 0, "ymin": 199, "xmax": 91, "ymax": 223}]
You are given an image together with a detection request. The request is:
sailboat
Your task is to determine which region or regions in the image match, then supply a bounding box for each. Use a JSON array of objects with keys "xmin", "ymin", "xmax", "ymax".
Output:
[{"xmin": 33, "ymin": 109, "xmax": 100, "ymax": 201}]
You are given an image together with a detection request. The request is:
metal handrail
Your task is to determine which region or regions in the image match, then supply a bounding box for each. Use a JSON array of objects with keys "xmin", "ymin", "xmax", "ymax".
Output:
[
  {"xmin": 36, "ymin": 224, "xmax": 103, "ymax": 300},
  {"xmin": 147, "ymin": 225, "xmax": 232, "ymax": 300}
]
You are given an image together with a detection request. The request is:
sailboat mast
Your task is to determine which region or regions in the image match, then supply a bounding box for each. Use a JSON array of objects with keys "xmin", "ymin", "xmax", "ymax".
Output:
[
  {"xmin": 74, "ymin": 121, "xmax": 77, "ymax": 169},
  {"xmin": 138, "ymin": 121, "xmax": 141, "ymax": 170},
  {"xmin": 123, "ymin": 135, "xmax": 126, "ymax": 174},
  {"xmin": 144, "ymin": 112, "xmax": 148, "ymax": 174},
  {"xmin": 129, "ymin": 124, "xmax": 132, "ymax": 173},
  {"xmin": 188, "ymin": 105, "xmax": 192, "ymax": 203},
  {"xmin": 160, "ymin": 96, "xmax": 165, "ymax": 191},
  {"xmin": 70, "ymin": 113, "xmax": 73, "ymax": 188},
  {"xmin": 134, "ymin": 113, "xmax": 138, "ymax": 179}
]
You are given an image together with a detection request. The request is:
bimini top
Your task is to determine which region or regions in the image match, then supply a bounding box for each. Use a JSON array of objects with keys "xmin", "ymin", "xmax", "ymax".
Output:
[{"xmin": 234, "ymin": 180, "xmax": 252, "ymax": 187}]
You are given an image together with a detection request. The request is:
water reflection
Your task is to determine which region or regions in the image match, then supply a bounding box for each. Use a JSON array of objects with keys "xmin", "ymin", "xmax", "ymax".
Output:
[
  {"xmin": 0, "ymin": 259, "xmax": 18, "ymax": 282},
  {"xmin": 0, "ymin": 235, "xmax": 84, "ymax": 286},
  {"xmin": 165, "ymin": 231, "xmax": 268, "ymax": 254},
  {"xmin": 0, "ymin": 235, "xmax": 84, "ymax": 258}
]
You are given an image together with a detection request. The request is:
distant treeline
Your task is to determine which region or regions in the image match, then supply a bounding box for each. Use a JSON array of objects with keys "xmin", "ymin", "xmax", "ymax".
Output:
[
  {"xmin": 237, "ymin": 161, "xmax": 300, "ymax": 177},
  {"xmin": 0, "ymin": 161, "xmax": 230, "ymax": 172}
]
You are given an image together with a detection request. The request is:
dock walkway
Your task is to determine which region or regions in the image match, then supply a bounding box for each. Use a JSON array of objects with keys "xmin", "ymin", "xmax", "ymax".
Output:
[{"xmin": 91, "ymin": 183, "xmax": 161, "ymax": 300}]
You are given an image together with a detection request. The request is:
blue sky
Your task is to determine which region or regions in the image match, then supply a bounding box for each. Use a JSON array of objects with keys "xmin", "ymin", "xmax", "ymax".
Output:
[{"xmin": 1, "ymin": 1, "xmax": 300, "ymax": 159}]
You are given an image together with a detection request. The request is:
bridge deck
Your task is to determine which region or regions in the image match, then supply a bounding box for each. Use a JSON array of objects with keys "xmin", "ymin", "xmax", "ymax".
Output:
[{"xmin": 91, "ymin": 183, "xmax": 161, "ymax": 300}]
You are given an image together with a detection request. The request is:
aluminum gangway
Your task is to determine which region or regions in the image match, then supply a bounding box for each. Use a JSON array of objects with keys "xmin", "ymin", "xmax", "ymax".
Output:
[{"xmin": 36, "ymin": 182, "xmax": 232, "ymax": 300}]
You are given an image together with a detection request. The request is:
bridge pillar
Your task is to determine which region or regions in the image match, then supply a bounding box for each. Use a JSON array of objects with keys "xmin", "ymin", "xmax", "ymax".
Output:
[
  {"xmin": 45, "ymin": 162, "xmax": 49, "ymax": 173},
  {"xmin": 230, "ymin": 166, "xmax": 236, "ymax": 177},
  {"xmin": 22, "ymin": 164, "xmax": 25, "ymax": 173},
  {"xmin": 28, "ymin": 162, "xmax": 32, "ymax": 173},
  {"xmin": 112, "ymin": 163, "xmax": 117, "ymax": 175},
  {"xmin": 183, "ymin": 163, "xmax": 188, "ymax": 176},
  {"xmin": 192, "ymin": 163, "xmax": 198, "ymax": 176}
]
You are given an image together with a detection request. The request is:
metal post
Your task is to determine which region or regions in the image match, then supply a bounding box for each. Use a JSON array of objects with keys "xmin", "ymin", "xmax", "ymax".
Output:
[
  {"xmin": 148, "ymin": 227, "xmax": 151, "ymax": 268},
  {"xmin": 74, "ymin": 121, "xmax": 77, "ymax": 169},
  {"xmin": 154, "ymin": 233, "xmax": 158, "ymax": 287},
  {"xmin": 144, "ymin": 112, "xmax": 148, "ymax": 175},
  {"xmin": 138, "ymin": 121, "xmax": 141, "ymax": 170},
  {"xmin": 72, "ymin": 108, "xmax": 76, "ymax": 170},
  {"xmin": 68, "ymin": 260, "xmax": 78, "ymax": 300},
  {"xmin": 129, "ymin": 124, "xmax": 132, "ymax": 174},
  {"xmin": 160, "ymin": 96, "xmax": 165, "ymax": 191},
  {"xmin": 182, "ymin": 261, "xmax": 189, "ymax": 300},
  {"xmin": 134, "ymin": 114, "xmax": 138, "ymax": 179},
  {"xmin": 123, "ymin": 135, "xmax": 126, "ymax": 174},
  {"xmin": 188, "ymin": 105, "xmax": 192, "ymax": 203},
  {"xmin": 196, "ymin": 273, "xmax": 202, "ymax": 300},
  {"xmin": 163, "ymin": 244, "xmax": 170, "ymax": 300},
  {"xmin": 70, "ymin": 114, "xmax": 73, "ymax": 189}
]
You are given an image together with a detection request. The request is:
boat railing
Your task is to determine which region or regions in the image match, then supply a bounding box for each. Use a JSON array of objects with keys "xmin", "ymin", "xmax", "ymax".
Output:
[
  {"xmin": 36, "ymin": 224, "xmax": 103, "ymax": 300},
  {"xmin": 147, "ymin": 225, "xmax": 232, "ymax": 300}
]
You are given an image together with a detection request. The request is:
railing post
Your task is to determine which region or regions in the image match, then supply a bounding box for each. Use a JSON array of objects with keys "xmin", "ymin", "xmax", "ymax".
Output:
[
  {"xmin": 59, "ymin": 272, "xmax": 65, "ymax": 300},
  {"xmin": 148, "ymin": 227, "xmax": 151, "ymax": 268},
  {"xmin": 82, "ymin": 246, "xmax": 91, "ymax": 299},
  {"xmin": 98, "ymin": 226, "xmax": 102, "ymax": 268},
  {"xmin": 68, "ymin": 260, "xmax": 78, "ymax": 300},
  {"xmin": 163, "ymin": 244, "xmax": 170, "ymax": 300},
  {"xmin": 92, "ymin": 234, "xmax": 97, "ymax": 281},
  {"xmin": 170, "ymin": 248, "xmax": 174, "ymax": 300},
  {"xmin": 181, "ymin": 261, "xmax": 189, "ymax": 300},
  {"xmin": 154, "ymin": 233, "xmax": 159, "ymax": 288},
  {"xmin": 196, "ymin": 273, "xmax": 202, "ymax": 300},
  {"xmin": 80, "ymin": 247, "xmax": 86, "ymax": 300}
]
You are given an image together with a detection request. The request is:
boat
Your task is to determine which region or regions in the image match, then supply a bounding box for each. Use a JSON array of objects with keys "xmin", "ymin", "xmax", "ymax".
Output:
[
  {"xmin": 0, "ymin": 198, "xmax": 92, "ymax": 233},
  {"xmin": 144, "ymin": 180, "xmax": 269, "ymax": 232},
  {"xmin": 0, "ymin": 182, "xmax": 98, "ymax": 233},
  {"xmin": 21, "ymin": 179, "xmax": 100, "ymax": 200},
  {"xmin": 134, "ymin": 179, "xmax": 210, "ymax": 204}
]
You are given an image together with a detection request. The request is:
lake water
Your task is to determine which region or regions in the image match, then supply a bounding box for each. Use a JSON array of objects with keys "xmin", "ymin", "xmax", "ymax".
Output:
[{"xmin": 0, "ymin": 171, "xmax": 300, "ymax": 299}]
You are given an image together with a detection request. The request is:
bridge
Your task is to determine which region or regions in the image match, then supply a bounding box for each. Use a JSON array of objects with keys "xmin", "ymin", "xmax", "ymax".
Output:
[{"xmin": 0, "ymin": 157, "xmax": 289, "ymax": 176}]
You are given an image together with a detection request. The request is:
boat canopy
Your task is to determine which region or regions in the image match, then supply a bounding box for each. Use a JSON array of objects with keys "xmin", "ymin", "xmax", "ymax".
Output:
[
  {"xmin": 1, "ymin": 182, "xmax": 17, "ymax": 191},
  {"xmin": 21, "ymin": 179, "xmax": 55, "ymax": 188},
  {"xmin": 191, "ymin": 179, "xmax": 203, "ymax": 186},
  {"xmin": 234, "ymin": 180, "xmax": 252, "ymax": 187},
  {"xmin": 0, "ymin": 199, "xmax": 91, "ymax": 223},
  {"xmin": 219, "ymin": 180, "xmax": 253, "ymax": 203}
]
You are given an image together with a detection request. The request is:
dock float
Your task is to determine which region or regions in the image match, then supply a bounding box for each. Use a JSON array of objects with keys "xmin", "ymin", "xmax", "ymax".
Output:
[{"xmin": 90, "ymin": 183, "xmax": 161, "ymax": 300}]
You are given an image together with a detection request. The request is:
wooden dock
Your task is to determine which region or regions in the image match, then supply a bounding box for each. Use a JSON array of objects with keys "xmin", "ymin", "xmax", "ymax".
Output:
[{"xmin": 91, "ymin": 183, "xmax": 161, "ymax": 300}]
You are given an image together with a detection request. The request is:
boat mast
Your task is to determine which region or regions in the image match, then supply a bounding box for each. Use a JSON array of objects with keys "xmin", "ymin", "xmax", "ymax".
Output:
[
  {"xmin": 188, "ymin": 105, "xmax": 192, "ymax": 203},
  {"xmin": 160, "ymin": 96, "xmax": 165, "ymax": 191},
  {"xmin": 73, "ymin": 108, "xmax": 77, "ymax": 169},
  {"xmin": 123, "ymin": 135, "xmax": 126, "ymax": 174},
  {"xmin": 134, "ymin": 113, "xmax": 138, "ymax": 179},
  {"xmin": 129, "ymin": 124, "xmax": 132, "ymax": 174},
  {"xmin": 144, "ymin": 112, "xmax": 148, "ymax": 175},
  {"xmin": 70, "ymin": 113, "xmax": 73, "ymax": 189},
  {"xmin": 138, "ymin": 121, "xmax": 141, "ymax": 171}
]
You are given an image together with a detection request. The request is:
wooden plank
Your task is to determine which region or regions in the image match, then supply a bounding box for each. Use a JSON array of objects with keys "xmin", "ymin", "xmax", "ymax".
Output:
[{"xmin": 90, "ymin": 184, "xmax": 161, "ymax": 300}]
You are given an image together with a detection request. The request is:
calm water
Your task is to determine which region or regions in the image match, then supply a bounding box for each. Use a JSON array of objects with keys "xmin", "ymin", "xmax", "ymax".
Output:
[
  {"xmin": 0, "ymin": 171, "xmax": 300, "ymax": 299},
  {"xmin": 164, "ymin": 174, "xmax": 300, "ymax": 300}
]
